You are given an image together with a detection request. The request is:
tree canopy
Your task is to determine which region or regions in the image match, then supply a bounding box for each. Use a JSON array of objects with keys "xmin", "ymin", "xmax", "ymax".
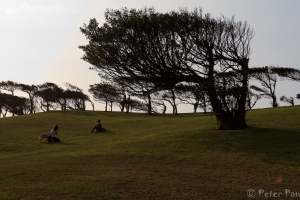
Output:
[{"xmin": 79, "ymin": 7, "xmax": 254, "ymax": 129}]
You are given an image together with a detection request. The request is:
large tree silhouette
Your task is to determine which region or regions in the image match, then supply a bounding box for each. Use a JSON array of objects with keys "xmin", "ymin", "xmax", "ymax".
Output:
[{"xmin": 79, "ymin": 8, "xmax": 254, "ymax": 129}]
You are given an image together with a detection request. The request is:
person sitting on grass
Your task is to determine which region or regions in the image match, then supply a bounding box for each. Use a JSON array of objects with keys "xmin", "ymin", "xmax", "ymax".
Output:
[
  {"xmin": 91, "ymin": 119, "xmax": 106, "ymax": 132},
  {"xmin": 48, "ymin": 125, "xmax": 61, "ymax": 142}
]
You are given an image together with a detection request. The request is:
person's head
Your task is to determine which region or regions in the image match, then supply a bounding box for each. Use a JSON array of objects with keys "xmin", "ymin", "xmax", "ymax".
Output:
[
  {"xmin": 97, "ymin": 119, "xmax": 100, "ymax": 122},
  {"xmin": 54, "ymin": 125, "xmax": 58, "ymax": 130}
]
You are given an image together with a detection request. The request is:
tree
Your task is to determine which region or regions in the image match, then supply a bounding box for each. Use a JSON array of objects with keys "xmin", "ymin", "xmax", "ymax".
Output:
[
  {"xmin": 0, "ymin": 93, "xmax": 11, "ymax": 117},
  {"xmin": 19, "ymin": 84, "xmax": 39, "ymax": 114},
  {"xmin": 126, "ymin": 80, "xmax": 160, "ymax": 115},
  {"xmin": 79, "ymin": 8, "xmax": 254, "ymax": 129},
  {"xmin": 151, "ymin": 91, "xmax": 168, "ymax": 114},
  {"xmin": 280, "ymin": 96, "xmax": 294, "ymax": 106},
  {"xmin": 176, "ymin": 83, "xmax": 210, "ymax": 113},
  {"xmin": 0, "ymin": 81, "xmax": 21, "ymax": 116},
  {"xmin": 246, "ymin": 89, "xmax": 261, "ymax": 110},
  {"xmin": 89, "ymin": 82, "xmax": 120, "ymax": 111},
  {"xmin": 250, "ymin": 67, "xmax": 279, "ymax": 108},
  {"xmin": 250, "ymin": 66, "xmax": 300, "ymax": 108},
  {"xmin": 271, "ymin": 67, "xmax": 300, "ymax": 81},
  {"xmin": 64, "ymin": 83, "xmax": 90, "ymax": 110},
  {"xmin": 12, "ymin": 95, "xmax": 30, "ymax": 115},
  {"xmin": 160, "ymin": 86, "xmax": 183, "ymax": 115},
  {"xmin": 0, "ymin": 93, "xmax": 29, "ymax": 116},
  {"xmin": 36, "ymin": 82, "xmax": 59, "ymax": 111}
]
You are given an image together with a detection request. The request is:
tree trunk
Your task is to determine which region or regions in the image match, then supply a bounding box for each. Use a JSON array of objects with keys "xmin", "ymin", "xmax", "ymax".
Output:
[
  {"xmin": 216, "ymin": 112, "xmax": 247, "ymax": 130},
  {"xmin": 162, "ymin": 105, "xmax": 166, "ymax": 114},
  {"xmin": 121, "ymin": 94, "xmax": 126, "ymax": 112},
  {"xmin": 193, "ymin": 103, "xmax": 198, "ymax": 114},
  {"xmin": 272, "ymin": 96, "xmax": 278, "ymax": 107},
  {"xmin": 147, "ymin": 93, "xmax": 152, "ymax": 115},
  {"xmin": 207, "ymin": 56, "xmax": 248, "ymax": 130}
]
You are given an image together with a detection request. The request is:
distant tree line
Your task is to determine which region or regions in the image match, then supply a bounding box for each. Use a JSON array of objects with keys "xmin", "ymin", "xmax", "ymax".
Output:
[
  {"xmin": 79, "ymin": 7, "xmax": 300, "ymax": 129},
  {"xmin": 0, "ymin": 81, "xmax": 92, "ymax": 117},
  {"xmin": 88, "ymin": 81, "xmax": 211, "ymax": 114}
]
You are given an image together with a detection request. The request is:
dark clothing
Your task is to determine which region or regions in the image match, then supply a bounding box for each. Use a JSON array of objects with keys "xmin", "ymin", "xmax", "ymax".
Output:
[
  {"xmin": 91, "ymin": 126, "xmax": 104, "ymax": 132},
  {"xmin": 48, "ymin": 136, "xmax": 61, "ymax": 142}
]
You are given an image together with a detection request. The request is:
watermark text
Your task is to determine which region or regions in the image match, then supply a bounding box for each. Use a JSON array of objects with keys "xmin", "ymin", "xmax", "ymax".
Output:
[{"xmin": 247, "ymin": 189, "xmax": 300, "ymax": 198}]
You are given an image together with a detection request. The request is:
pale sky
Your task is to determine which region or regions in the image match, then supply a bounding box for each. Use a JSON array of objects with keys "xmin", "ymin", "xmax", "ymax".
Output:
[{"xmin": 0, "ymin": 0, "xmax": 299, "ymax": 112}]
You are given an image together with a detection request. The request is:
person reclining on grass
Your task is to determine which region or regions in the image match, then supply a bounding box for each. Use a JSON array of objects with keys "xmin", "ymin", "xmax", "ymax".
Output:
[
  {"xmin": 91, "ymin": 119, "xmax": 106, "ymax": 132},
  {"xmin": 48, "ymin": 125, "xmax": 61, "ymax": 142}
]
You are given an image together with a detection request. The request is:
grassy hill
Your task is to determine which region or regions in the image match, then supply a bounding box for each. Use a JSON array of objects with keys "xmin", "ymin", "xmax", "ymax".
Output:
[{"xmin": 1, "ymin": 106, "xmax": 300, "ymax": 199}]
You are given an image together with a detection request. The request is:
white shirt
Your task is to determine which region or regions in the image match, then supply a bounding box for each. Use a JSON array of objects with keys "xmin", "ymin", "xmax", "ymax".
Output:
[{"xmin": 49, "ymin": 129, "xmax": 58, "ymax": 137}]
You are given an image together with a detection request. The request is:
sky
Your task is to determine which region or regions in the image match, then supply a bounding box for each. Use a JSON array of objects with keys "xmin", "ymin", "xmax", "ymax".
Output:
[{"xmin": 0, "ymin": 0, "xmax": 299, "ymax": 113}]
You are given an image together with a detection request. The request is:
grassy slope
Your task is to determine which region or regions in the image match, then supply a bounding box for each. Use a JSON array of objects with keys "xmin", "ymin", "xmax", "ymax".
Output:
[{"xmin": 1, "ymin": 107, "xmax": 300, "ymax": 199}]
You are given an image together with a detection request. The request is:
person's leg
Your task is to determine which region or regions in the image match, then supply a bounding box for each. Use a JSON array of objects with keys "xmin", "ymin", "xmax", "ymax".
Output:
[
  {"xmin": 91, "ymin": 126, "xmax": 96, "ymax": 132},
  {"xmin": 47, "ymin": 136, "xmax": 53, "ymax": 142},
  {"xmin": 52, "ymin": 137, "xmax": 60, "ymax": 142}
]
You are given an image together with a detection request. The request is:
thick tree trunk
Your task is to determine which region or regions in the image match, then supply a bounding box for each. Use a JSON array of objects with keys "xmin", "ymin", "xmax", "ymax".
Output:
[
  {"xmin": 216, "ymin": 112, "xmax": 247, "ymax": 130},
  {"xmin": 272, "ymin": 96, "xmax": 278, "ymax": 108},
  {"xmin": 207, "ymin": 56, "xmax": 248, "ymax": 130}
]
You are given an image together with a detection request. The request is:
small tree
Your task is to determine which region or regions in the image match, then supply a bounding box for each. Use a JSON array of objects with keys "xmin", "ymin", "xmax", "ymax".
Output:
[
  {"xmin": 89, "ymin": 83, "xmax": 120, "ymax": 111},
  {"xmin": 0, "ymin": 81, "xmax": 21, "ymax": 116},
  {"xmin": 36, "ymin": 82, "xmax": 59, "ymax": 111},
  {"xmin": 250, "ymin": 67, "xmax": 279, "ymax": 108},
  {"xmin": 64, "ymin": 83, "xmax": 90, "ymax": 111},
  {"xmin": 246, "ymin": 90, "xmax": 261, "ymax": 110},
  {"xmin": 280, "ymin": 96, "xmax": 294, "ymax": 106},
  {"xmin": 250, "ymin": 66, "xmax": 300, "ymax": 108},
  {"xmin": 19, "ymin": 84, "xmax": 39, "ymax": 114},
  {"xmin": 176, "ymin": 83, "xmax": 210, "ymax": 114}
]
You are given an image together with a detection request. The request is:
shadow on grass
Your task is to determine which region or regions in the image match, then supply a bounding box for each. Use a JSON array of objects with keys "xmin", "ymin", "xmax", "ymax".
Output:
[
  {"xmin": 45, "ymin": 141, "xmax": 74, "ymax": 145},
  {"xmin": 228, "ymin": 127, "xmax": 300, "ymax": 166},
  {"xmin": 90, "ymin": 130, "xmax": 115, "ymax": 134}
]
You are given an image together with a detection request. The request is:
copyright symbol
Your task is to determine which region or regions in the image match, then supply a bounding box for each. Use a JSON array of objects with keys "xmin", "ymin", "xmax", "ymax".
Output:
[{"xmin": 247, "ymin": 189, "xmax": 256, "ymax": 197}]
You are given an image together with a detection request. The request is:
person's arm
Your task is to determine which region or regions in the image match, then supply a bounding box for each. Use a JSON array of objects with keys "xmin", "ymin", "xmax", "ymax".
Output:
[{"xmin": 48, "ymin": 129, "xmax": 52, "ymax": 136}]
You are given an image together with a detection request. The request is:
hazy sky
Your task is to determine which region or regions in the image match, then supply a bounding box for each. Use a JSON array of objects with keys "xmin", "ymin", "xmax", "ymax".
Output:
[{"xmin": 0, "ymin": 0, "xmax": 299, "ymax": 112}]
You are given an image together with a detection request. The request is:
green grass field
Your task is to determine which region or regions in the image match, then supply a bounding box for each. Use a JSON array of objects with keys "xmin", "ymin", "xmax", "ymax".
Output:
[{"xmin": 1, "ymin": 106, "xmax": 300, "ymax": 199}]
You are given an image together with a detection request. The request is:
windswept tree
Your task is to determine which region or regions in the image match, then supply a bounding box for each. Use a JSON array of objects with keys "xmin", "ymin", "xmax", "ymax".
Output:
[
  {"xmin": 0, "ymin": 93, "xmax": 11, "ymax": 117},
  {"xmin": 126, "ymin": 79, "xmax": 160, "ymax": 115},
  {"xmin": 19, "ymin": 84, "xmax": 39, "ymax": 114},
  {"xmin": 79, "ymin": 7, "xmax": 254, "ymax": 129},
  {"xmin": 64, "ymin": 83, "xmax": 91, "ymax": 110},
  {"xmin": 36, "ymin": 82, "xmax": 59, "ymax": 111},
  {"xmin": 151, "ymin": 91, "xmax": 168, "ymax": 114},
  {"xmin": 250, "ymin": 66, "xmax": 300, "ymax": 108},
  {"xmin": 271, "ymin": 67, "xmax": 300, "ymax": 81},
  {"xmin": 0, "ymin": 81, "xmax": 21, "ymax": 116},
  {"xmin": 280, "ymin": 96, "xmax": 294, "ymax": 106},
  {"xmin": 250, "ymin": 67, "xmax": 279, "ymax": 108},
  {"xmin": 12, "ymin": 96, "xmax": 30, "ymax": 115},
  {"xmin": 177, "ymin": 83, "xmax": 210, "ymax": 113},
  {"xmin": 0, "ymin": 93, "xmax": 29, "ymax": 116},
  {"xmin": 160, "ymin": 86, "xmax": 183, "ymax": 115},
  {"xmin": 89, "ymin": 82, "xmax": 120, "ymax": 111},
  {"xmin": 246, "ymin": 89, "xmax": 261, "ymax": 110}
]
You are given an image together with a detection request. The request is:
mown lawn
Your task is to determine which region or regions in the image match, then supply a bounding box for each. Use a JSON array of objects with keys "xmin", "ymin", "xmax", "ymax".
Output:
[{"xmin": 1, "ymin": 106, "xmax": 300, "ymax": 199}]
